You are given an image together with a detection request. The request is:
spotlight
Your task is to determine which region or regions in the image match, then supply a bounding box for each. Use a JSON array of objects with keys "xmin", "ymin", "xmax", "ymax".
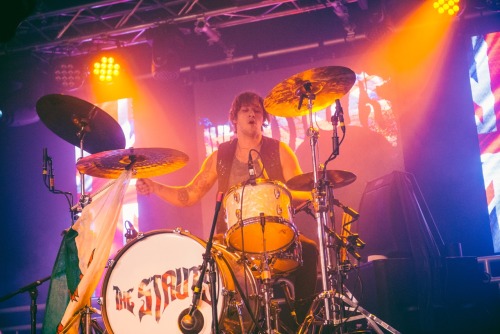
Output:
[
  {"xmin": 331, "ymin": 0, "xmax": 357, "ymax": 41},
  {"xmin": 92, "ymin": 56, "xmax": 121, "ymax": 83},
  {"xmin": 193, "ymin": 19, "xmax": 234, "ymax": 59},
  {"xmin": 53, "ymin": 61, "xmax": 87, "ymax": 91},
  {"xmin": 148, "ymin": 25, "xmax": 184, "ymax": 81},
  {"xmin": 433, "ymin": 0, "xmax": 464, "ymax": 16},
  {"xmin": 194, "ymin": 19, "xmax": 221, "ymax": 45}
]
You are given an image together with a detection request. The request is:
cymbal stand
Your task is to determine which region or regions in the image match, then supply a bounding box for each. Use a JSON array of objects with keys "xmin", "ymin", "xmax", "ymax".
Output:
[
  {"xmin": 73, "ymin": 113, "xmax": 101, "ymax": 334},
  {"xmin": 296, "ymin": 89, "xmax": 401, "ymax": 333},
  {"xmin": 74, "ymin": 114, "xmax": 94, "ymax": 215},
  {"xmin": 297, "ymin": 83, "xmax": 335, "ymax": 325},
  {"xmin": 259, "ymin": 213, "xmax": 281, "ymax": 334}
]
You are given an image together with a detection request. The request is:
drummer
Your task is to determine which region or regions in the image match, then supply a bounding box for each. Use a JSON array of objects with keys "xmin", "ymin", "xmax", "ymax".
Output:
[{"xmin": 136, "ymin": 91, "xmax": 318, "ymax": 327}]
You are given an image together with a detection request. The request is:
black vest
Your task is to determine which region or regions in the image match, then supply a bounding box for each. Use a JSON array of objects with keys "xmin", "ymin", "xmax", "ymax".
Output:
[{"xmin": 215, "ymin": 136, "xmax": 285, "ymax": 233}]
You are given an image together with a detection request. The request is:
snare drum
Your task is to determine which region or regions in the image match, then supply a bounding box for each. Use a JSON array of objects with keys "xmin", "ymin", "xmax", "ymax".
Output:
[
  {"xmin": 248, "ymin": 239, "xmax": 303, "ymax": 277},
  {"xmin": 224, "ymin": 179, "xmax": 297, "ymax": 254},
  {"xmin": 101, "ymin": 229, "xmax": 259, "ymax": 333}
]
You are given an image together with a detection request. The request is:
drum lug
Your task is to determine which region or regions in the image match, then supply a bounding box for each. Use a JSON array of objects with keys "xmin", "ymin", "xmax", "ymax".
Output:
[
  {"xmin": 213, "ymin": 249, "xmax": 223, "ymax": 258},
  {"xmin": 107, "ymin": 259, "xmax": 114, "ymax": 268},
  {"xmin": 221, "ymin": 287, "xmax": 234, "ymax": 297},
  {"xmin": 276, "ymin": 205, "xmax": 283, "ymax": 216},
  {"xmin": 97, "ymin": 297, "xmax": 103, "ymax": 306},
  {"xmin": 136, "ymin": 232, "xmax": 144, "ymax": 239}
]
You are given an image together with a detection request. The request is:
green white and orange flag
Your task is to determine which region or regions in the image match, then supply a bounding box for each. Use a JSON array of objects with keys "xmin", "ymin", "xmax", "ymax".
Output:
[{"xmin": 43, "ymin": 170, "xmax": 132, "ymax": 333}]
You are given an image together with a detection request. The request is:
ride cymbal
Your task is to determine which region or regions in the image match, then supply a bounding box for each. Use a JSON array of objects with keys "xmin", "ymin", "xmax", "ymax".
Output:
[
  {"xmin": 286, "ymin": 170, "xmax": 356, "ymax": 191},
  {"xmin": 264, "ymin": 66, "xmax": 356, "ymax": 117},
  {"xmin": 36, "ymin": 94, "xmax": 126, "ymax": 154},
  {"xmin": 76, "ymin": 147, "xmax": 189, "ymax": 179}
]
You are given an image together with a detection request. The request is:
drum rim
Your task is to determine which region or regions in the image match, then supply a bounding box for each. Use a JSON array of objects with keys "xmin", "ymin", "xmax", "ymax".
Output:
[
  {"xmin": 224, "ymin": 217, "xmax": 298, "ymax": 254},
  {"xmin": 224, "ymin": 178, "xmax": 292, "ymax": 200}
]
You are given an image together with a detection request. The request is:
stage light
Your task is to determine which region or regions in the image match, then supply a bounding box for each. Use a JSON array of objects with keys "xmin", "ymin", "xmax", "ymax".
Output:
[
  {"xmin": 53, "ymin": 62, "xmax": 87, "ymax": 91},
  {"xmin": 332, "ymin": 0, "xmax": 357, "ymax": 41},
  {"xmin": 92, "ymin": 56, "xmax": 121, "ymax": 83},
  {"xmin": 433, "ymin": 0, "xmax": 463, "ymax": 16},
  {"xmin": 148, "ymin": 25, "xmax": 184, "ymax": 81}
]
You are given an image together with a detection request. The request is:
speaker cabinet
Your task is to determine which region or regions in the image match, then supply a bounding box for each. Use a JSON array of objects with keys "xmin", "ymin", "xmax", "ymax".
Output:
[{"xmin": 345, "ymin": 257, "xmax": 499, "ymax": 334}]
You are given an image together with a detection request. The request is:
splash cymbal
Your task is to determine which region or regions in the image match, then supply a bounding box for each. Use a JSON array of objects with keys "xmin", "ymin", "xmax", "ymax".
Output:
[
  {"xmin": 264, "ymin": 66, "xmax": 356, "ymax": 117},
  {"xmin": 36, "ymin": 94, "xmax": 126, "ymax": 154},
  {"xmin": 76, "ymin": 147, "xmax": 189, "ymax": 179},
  {"xmin": 286, "ymin": 170, "xmax": 356, "ymax": 191}
]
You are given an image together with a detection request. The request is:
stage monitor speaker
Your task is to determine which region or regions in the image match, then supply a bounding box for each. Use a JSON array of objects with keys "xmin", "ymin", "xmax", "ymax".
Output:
[{"xmin": 355, "ymin": 170, "xmax": 444, "ymax": 261}]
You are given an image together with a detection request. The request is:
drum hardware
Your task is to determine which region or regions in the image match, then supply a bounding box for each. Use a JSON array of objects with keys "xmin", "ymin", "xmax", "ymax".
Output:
[
  {"xmin": 266, "ymin": 66, "xmax": 400, "ymax": 333},
  {"xmin": 278, "ymin": 279, "xmax": 298, "ymax": 326},
  {"xmin": 230, "ymin": 300, "xmax": 246, "ymax": 333},
  {"xmin": 124, "ymin": 220, "xmax": 138, "ymax": 244},
  {"xmin": 258, "ymin": 212, "xmax": 281, "ymax": 334}
]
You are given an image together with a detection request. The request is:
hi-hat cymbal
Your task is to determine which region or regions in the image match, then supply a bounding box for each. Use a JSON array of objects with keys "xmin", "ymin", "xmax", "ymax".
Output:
[
  {"xmin": 286, "ymin": 170, "xmax": 356, "ymax": 191},
  {"xmin": 264, "ymin": 66, "xmax": 356, "ymax": 117},
  {"xmin": 36, "ymin": 94, "xmax": 126, "ymax": 154},
  {"xmin": 76, "ymin": 148, "xmax": 189, "ymax": 179}
]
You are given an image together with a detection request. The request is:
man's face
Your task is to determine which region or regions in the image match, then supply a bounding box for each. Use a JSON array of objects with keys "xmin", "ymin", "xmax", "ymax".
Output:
[{"xmin": 234, "ymin": 101, "xmax": 264, "ymax": 135}]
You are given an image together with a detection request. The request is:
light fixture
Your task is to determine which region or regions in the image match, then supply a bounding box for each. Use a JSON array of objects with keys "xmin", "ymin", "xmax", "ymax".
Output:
[
  {"xmin": 53, "ymin": 62, "xmax": 87, "ymax": 91},
  {"xmin": 92, "ymin": 56, "xmax": 121, "ymax": 83},
  {"xmin": 148, "ymin": 25, "xmax": 184, "ymax": 81},
  {"xmin": 194, "ymin": 19, "xmax": 234, "ymax": 59},
  {"xmin": 432, "ymin": 0, "xmax": 464, "ymax": 16},
  {"xmin": 331, "ymin": 0, "xmax": 357, "ymax": 41},
  {"xmin": 194, "ymin": 19, "xmax": 221, "ymax": 45}
]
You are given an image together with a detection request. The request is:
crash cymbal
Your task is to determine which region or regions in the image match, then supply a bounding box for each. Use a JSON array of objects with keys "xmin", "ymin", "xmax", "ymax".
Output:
[
  {"xmin": 286, "ymin": 170, "xmax": 356, "ymax": 191},
  {"xmin": 76, "ymin": 147, "xmax": 189, "ymax": 179},
  {"xmin": 264, "ymin": 66, "xmax": 356, "ymax": 117},
  {"xmin": 36, "ymin": 94, "xmax": 126, "ymax": 154}
]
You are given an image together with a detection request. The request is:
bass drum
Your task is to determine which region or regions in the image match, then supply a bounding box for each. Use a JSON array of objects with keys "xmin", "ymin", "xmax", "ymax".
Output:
[{"xmin": 101, "ymin": 229, "xmax": 260, "ymax": 333}]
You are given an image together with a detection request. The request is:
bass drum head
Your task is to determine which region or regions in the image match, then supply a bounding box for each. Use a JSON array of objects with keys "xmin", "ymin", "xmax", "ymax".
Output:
[{"xmin": 101, "ymin": 229, "xmax": 259, "ymax": 333}]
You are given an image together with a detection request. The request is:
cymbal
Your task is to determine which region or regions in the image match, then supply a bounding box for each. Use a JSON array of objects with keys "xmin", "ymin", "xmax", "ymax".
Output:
[
  {"xmin": 264, "ymin": 66, "xmax": 356, "ymax": 117},
  {"xmin": 76, "ymin": 147, "xmax": 189, "ymax": 179},
  {"xmin": 36, "ymin": 94, "xmax": 126, "ymax": 154},
  {"xmin": 286, "ymin": 170, "xmax": 356, "ymax": 191}
]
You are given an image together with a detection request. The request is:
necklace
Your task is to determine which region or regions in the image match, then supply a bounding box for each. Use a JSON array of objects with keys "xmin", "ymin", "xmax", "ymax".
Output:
[
  {"xmin": 237, "ymin": 137, "xmax": 263, "ymax": 151},
  {"xmin": 236, "ymin": 138, "xmax": 263, "ymax": 161}
]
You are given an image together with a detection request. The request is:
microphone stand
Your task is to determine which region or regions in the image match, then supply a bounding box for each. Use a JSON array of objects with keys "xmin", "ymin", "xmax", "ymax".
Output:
[
  {"xmin": 180, "ymin": 192, "xmax": 224, "ymax": 333},
  {"xmin": 0, "ymin": 276, "xmax": 51, "ymax": 334}
]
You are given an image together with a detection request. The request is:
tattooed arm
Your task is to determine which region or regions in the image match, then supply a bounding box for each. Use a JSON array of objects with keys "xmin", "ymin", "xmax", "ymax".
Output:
[
  {"xmin": 136, "ymin": 151, "xmax": 218, "ymax": 206},
  {"xmin": 279, "ymin": 141, "xmax": 312, "ymax": 205}
]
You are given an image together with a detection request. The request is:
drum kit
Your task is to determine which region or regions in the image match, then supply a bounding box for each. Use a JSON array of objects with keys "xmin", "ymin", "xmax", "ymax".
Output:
[{"xmin": 31, "ymin": 66, "xmax": 400, "ymax": 333}]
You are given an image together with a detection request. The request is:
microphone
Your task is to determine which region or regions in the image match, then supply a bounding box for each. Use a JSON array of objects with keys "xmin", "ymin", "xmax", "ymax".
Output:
[
  {"xmin": 332, "ymin": 199, "xmax": 359, "ymax": 220},
  {"xmin": 248, "ymin": 151, "xmax": 256, "ymax": 185},
  {"xmin": 48, "ymin": 157, "xmax": 55, "ymax": 192},
  {"xmin": 178, "ymin": 308, "xmax": 204, "ymax": 333},
  {"xmin": 335, "ymin": 99, "xmax": 345, "ymax": 133},
  {"xmin": 293, "ymin": 200, "xmax": 311, "ymax": 215},
  {"xmin": 42, "ymin": 148, "xmax": 48, "ymax": 175}
]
